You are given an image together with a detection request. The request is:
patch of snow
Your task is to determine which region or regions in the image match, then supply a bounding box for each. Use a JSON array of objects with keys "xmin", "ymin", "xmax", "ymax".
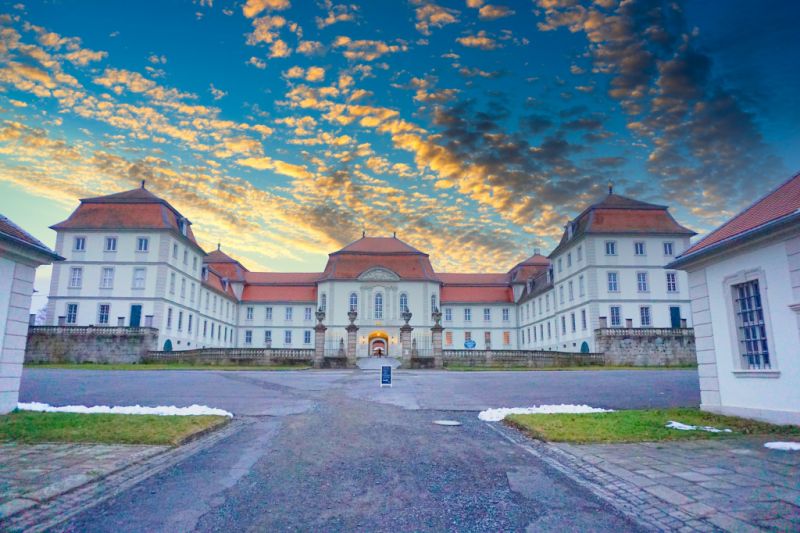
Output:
[
  {"xmin": 433, "ymin": 420, "xmax": 462, "ymax": 426},
  {"xmin": 665, "ymin": 420, "xmax": 731, "ymax": 433},
  {"xmin": 17, "ymin": 402, "xmax": 233, "ymax": 417},
  {"xmin": 478, "ymin": 404, "xmax": 613, "ymax": 422},
  {"xmin": 764, "ymin": 441, "xmax": 800, "ymax": 451}
]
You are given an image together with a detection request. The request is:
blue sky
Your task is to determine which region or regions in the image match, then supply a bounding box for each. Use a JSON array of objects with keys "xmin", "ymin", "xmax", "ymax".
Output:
[{"xmin": 1, "ymin": 0, "xmax": 799, "ymax": 292}]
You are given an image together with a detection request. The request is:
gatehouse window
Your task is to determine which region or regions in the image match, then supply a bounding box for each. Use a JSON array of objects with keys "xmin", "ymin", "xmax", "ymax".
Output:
[
  {"xmin": 320, "ymin": 293, "xmax": 327, "ymax": 313},
  {"xmin": 400, "ymin": 293, "xmax": 408, "ymax": 313},
  {"xmin": 349, "ymin": 292, "xmax": 358, "ymax": 312},
  {"xmin": 431, "ymin": 294, "xmax": 437, "ymax": 312},
  {"xmin": 374, "ymin": 293, "xmax": 383, "ymax": 319},
  {"xmin": 733, "ymin": 279, "xmax": 770, "ymax": 369}
]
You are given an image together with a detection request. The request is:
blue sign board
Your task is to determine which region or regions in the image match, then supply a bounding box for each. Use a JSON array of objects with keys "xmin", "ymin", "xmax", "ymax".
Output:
[
  {"xmin": 380, "ymin": 365, "xmax": 392, "ymax": 387},
  {"xmin": 464, "ymin": 339, "xmax": 477, "ymax": 349}
]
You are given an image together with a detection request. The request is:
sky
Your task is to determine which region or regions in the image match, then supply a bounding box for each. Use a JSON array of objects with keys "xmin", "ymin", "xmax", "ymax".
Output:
[{"xmin": 1, "ymin": 0, "xmax": 799, "ymax": 306}]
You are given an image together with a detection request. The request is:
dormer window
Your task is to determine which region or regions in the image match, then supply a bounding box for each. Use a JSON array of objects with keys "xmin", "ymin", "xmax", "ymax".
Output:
[
  {"xmin": 222, "ymin": 278, "xmax": 229, "ymax": 291},
  {"xmin": 566, "ymin": 222, "xmax": 574, "ymax": 239},
  {"xmin": 201, "ymin": 266, "xmax": 208, "ymax": 281},
  {"xmin": 178, "ymin": 218, "xmax": 188, "ymax": 236}
]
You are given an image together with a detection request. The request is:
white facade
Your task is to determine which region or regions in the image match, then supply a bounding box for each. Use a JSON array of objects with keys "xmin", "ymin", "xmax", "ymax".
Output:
[
  {"xmin": 678, "ymin": 226, "xmax": 800, "ymax": 425},
  {"xmin": 517, "ymin": 234, "xmax": 693, "ymax": 352},
  {"xmin": 1, "ymin": 216, "xmax": 60, "ymax": 413}
]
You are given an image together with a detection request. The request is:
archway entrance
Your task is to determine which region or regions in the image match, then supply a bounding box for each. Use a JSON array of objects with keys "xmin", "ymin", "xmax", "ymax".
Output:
[{"xmin": 368, "ymin": 330, "xmax": 389, "ymax": 357}]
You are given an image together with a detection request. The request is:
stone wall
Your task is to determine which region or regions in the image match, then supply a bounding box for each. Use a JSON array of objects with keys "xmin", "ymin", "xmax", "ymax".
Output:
[
  {"xmin": 443, "ymin": 349, "xmax": 605, "ymax": 368},
  {"xmin": 144, "ymin": 347, "xmax": 314, "ymax": 366},
  {"xmin": 594, "ymin": 328, "xmax": 696, "ymax": 366},
  {"xmin": 25, "ymin": 326, "xmax": 159, "ymax": 364}
]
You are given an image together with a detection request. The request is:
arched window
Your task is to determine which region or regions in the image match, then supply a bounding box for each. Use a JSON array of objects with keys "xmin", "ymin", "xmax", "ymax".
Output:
[
  {"xmin": 320, "ymin": 293, "xmax": 327, "ymax": 313},
  {"xmin": 349, "ymin": 292, "xmax": 358, "ymax": 313},
  {"xmin": 431, "ymin": 294, "xmax": 437, "ymax": 312},
  {"xmin": 374, "ymin": 293, "xmax": 383, "ymax": 319},
  {"xmin": 399, "ymin": 293, "xmax": 408, "ymax": 313}
]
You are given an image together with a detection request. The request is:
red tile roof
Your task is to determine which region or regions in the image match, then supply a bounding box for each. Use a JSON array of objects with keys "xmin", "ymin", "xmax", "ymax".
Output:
[
  {"xmin": 202, "ymin": 266, "xmax": 238, "ymax": 300},
  {"xmin": 204, "ymin": 248, "xmax": 250, "ymax": 282},
  {"xmin": 437, "ymin": 273, "xmax": 510, "ymax": 284},
  {"xmin": 679, "ymin": 171, "xmax": 800, "ymax": 259},
  {"xmin": 241, "ymin": 285, "xmax": 317, "ymax": 302},
  {"xmin": 550, "ymin": 192, "xmax": 695, "ymax": 257},
  {"xmin": 440, "ymin": 286, "xmax": 514, "ymax": 303},
  {"xmin": 320, "ymin": 236, "xmax": 438, "ymax": 281},
  {"xmin": 51, "ymin": 185, "xmax": 200, "ymax": 247},
  {"xmin": 0, "ymin": 213, "xmax": 62, "ymax": 260},
  {"xmin": 244, "ymin": 272, "xmax": 321, "ymax": 284}
]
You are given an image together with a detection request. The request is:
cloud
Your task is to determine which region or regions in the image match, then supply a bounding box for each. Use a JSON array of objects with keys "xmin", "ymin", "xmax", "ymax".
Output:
[
  {"xmin": 237, "ymin": 156, "xmax": 314, "ymax": 179},
  {"xmin": 64, "ymin": 48, "xmax": 107, "ymax": 66},
  {"xmin": 478, "ymin": 5, "xmax": 514, "ymax": 20},
  {"xmin": 456, "ymin": 30, "xmax": 501, "ymax": 50},
  {"xmin": 296, "ymin": 40, "xmax": 323, "ymax": 55},
  {"xmin": 269, "ymin": 39, "xmax": 291, "ymax": 58},
  {"xmin": 332, "ymin": 36, "xmax": 408, "ymax": 61},
  {"xmin": 209, "ymin": 84, "xmax": 227, "ymax": 100},
  {"xmin": 316, "ymin": 1, "xmax": 358, "ymax": 28},
  {"xmin": 412, "ymin": 1, "xmax": 460, "ymax": 36},
  {"xmin": 242, "ymin": 0, "xmax": 290, "ymax": 19},
  {"xmin": 246, "ymin": 15, "xmax": 286, "ymax": 45},
  {"xmin": 247, "ymin": 56, "xmax": 267, "ymax": 69}
]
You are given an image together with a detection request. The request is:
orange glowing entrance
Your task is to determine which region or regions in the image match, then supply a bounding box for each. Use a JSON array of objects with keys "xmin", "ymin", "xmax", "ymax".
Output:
[{"xmin": 368, "ymin": 330, "xmax": 389, "ymax": 357}]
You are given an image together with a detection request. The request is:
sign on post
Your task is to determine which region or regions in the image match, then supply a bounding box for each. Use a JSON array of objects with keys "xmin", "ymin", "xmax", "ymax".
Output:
[
  {"xmin": 464, "ymin": 339, "xmax": 477, "ymax": 349},
  {"xmin": 380, "ymin": 365, "xmax": 392, "ymax": 387}
]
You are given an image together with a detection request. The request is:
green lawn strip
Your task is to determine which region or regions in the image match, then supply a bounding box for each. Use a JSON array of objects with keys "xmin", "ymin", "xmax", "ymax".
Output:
[
  {"xmin": 445, "ymin": 364, "xmax": 696, "ymax": 371},
  {"xmin": 0, "ymin": 411, "xmax": 229, "ymax": 445},
  {"xmin": 505, "ymin": 408, "xmax": 800, "ymax": 444},
  {"xmin": 24, "ymin": 363, "xmax": 310, "ymax": 371}
]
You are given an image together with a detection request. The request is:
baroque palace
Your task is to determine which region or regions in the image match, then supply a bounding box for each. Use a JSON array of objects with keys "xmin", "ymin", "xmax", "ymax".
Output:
[{"xmin": 45, "ymin": 183, "xmax": 695, "ymax": 356}]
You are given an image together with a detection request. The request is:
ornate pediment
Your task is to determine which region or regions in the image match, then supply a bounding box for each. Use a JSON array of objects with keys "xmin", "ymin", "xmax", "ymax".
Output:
[{"xmin": 358, "ymin": 267, "xmax": 400, "ymax": 281}]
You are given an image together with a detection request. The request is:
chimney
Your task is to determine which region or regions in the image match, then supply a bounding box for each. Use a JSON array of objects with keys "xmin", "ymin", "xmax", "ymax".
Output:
[
  {"xmin": 534, "ymin": 247, "xmax": 540, "ymax": 255},
  {"xmin": 608, "ymin": 180, "xmax": 613, "ymax": 194},
  {"xmin": 141, "ymin": 180, "xmax": 146, "ymax": 189}
]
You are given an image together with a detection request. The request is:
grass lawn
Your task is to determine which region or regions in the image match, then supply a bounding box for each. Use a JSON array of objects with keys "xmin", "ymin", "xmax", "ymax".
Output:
[
  {"xmin": 24, "ymin": 363, "xmax": 310, "ymax": 371},
  {"xmin": 445, "ymin": 364, "xmax": 696, "ymax": 371},
  {"xmin": 0, "ymin": 410, "xmax": 229, "ymax": 445},
  {"xmin": 506, "ymin": 408, "xmax": 800, "ymax": 444}
]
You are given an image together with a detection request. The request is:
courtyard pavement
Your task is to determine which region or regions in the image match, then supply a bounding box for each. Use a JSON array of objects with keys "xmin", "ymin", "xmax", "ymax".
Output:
[{"xmin": 4, "ymin": 368, "xmax": 796, "ymax": 531}]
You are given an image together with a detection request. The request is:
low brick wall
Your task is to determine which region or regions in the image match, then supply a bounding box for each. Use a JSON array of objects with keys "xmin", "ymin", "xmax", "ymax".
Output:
[
  {"xmin": 143, "ymin": 348, "xmax": 314, "ymax": 366},
  {"xmin": 25, "ymin": 326, "xmax": 159, "ymax": 364},
  {"xmin": 443, "ymin": 350, "xmax": 605, "ymax": 368},
  {"xmin": 594, "ymin": 328, "xmax": 696, "ymax": 366}
]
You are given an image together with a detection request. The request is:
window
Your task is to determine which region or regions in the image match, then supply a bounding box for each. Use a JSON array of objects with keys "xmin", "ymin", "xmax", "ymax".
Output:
[
  {"xmin": 172, "ymin": 243, "xmax": 178, "ymax": 259},
  {"xmin": 634, "ymin": 241, "xmax": 646, "ymax": 256},
  {"xmin": 304, "ymin": 307, "xmax": 312, "ymax": 321},
  {"xmin": 484, "ymin": 331, "xmax": 491, "ymax": 346},
  {"xmin": 98, "ymin": 304, "xmax": 110, "ymax": 325},
  {"xmin": 321, "ymin": 293, "xmax": 327, "ymax": 313},
  {"xmin": 266, "ymin": 307, "xmax": 273, "ymax": 321},
  {"xmin": 636, "ymin": 272, "xmax": 649, "ymax": 292},
  {"xmin": 190, "ymin": 283, "xmax": 195, "ymax": 302},
  {"xmin": 170, "ymin": 273, "xmax": 176, "ymax": 294},
  {"xmin": 349, "ymin": 293, "xmax": 358, "ymax": 312},
  {"xmin": 581, "ymin": 309, "xmax": 587, "ymax": 330},
  {"xmin": 483, "ymin": 308, "xmax": 491, "ymax": 321},
  {"xmin": 100, "ymin": 267, "xmax": 114, "ymax": 289},
  {"xmin": 374, "ymin": 293, "xmax": 383, "ymax": 319},
  {"xmin": 445, "ymin": 331, "xmax": 453, "ymax": 346},
  {"xmin": 666, "ymin": 272, "xmax": 678, "ymax": 293},
  {"xmin": 559, "ymin": 285, "xmax": 564, "ymax": 304},
  {"xmin": 284, "ymin": 330, "xmax": 292, "ymax": 345},
  {"xmin": 733, "ymin": 280, "xmax": 771, "ymax": 369},
  {"xmin": 66, "ymin": 303, "xmax": 78, "ymax": 324},
  {"xmin": 74, "ymin": 236, "xmax": 86, "ymax": 251},
  {"xmin": 502, "ymin": 308, "xmax": 509, "ymax": 321},
  {"xmin": 558, "ymin": 258, "xmax": 563, "ymax": 273},
  {"xmin": 265, "ymin": 330, "xmax": 272, "ymax": 345},
  {"xmin": 188, "ymin": 314, "xmax": 193, "ymax": 333},
  {"xmin": 464, "ymin": 308, "xmax": 472, "ymax": 322},
  {"xmin": 246, "ymin": 307, "xmax": 254, "ymax": 320},
  {"xmin": 547, "ymin": 322, "xmax": 551, "ymax": 339},
  {"xmin": 183, "ymin": 250, "xmax": 188, "ymax": 265},
  {"xmin": 192, "ymin": 256, "xmax": 197, "ymax": 271},
  {"xmin": 177, "ymin": 311, "xmax": 183, "ymax": 331},
  {"xmin": 105, "ymin": 236, "xmax": 117, "ymax": 252},
  {"xmin": 610, "ymin": 306, "xmax": 621, "ymax": 327},
  {"xmin": 133, "ymin": 268, "xmax": 146, "ymax": 289},
  {"xmin": 640, "ymin": 306, "xmax": 652, "ymax": 326},
  {"xmin": 68, "ymin": 267, "xmax": 82, "ymax": 288},
  {"xmin": 180, "ymin": 278, "xmax": 186, "ymax": 298},
  {"xmin": 607, "ymin": 272, "xmax": 618, "ymax": 292},
  {"xmin": 167, "ymin": 308, "xmax": 173, "ymax": 329},
  {"xmin": 445, "ymin": 308, "xmax": 452, "ymax": 321},
  {"xmin": 579, "ymin": 275, "xmax": 585, "ymax": 297},
  {"xmin": 285, "ymin": 307, "xmax": 293, "ymax": 321},
  {"xmin": 545, "ymin": 294, "xmax": 550, "ymax": 312},
  {"xmin": 561, "ymin": 316, "xmax": 566, "ymax": 335},
  {"xmin": 245, "ymin": 330, "xmax": 252, "ymax": 344},
  {"xmin": 605, "ymin": 241, "xmax": 617, "ymax": 255},
  {"xmin": 431, "ymin": 294, "xmax": 437, "ymax": 312},
  {"xmin": 203, "ymin": 320, "xmax": 207, "ymax": 337},
  {"xmin": 570, "ymin": 313, "xmax": 576, "ymax": 332},
  {"xmin": 304, "ymin": 330, "xmax": 312, "ymax": 344},
  {"xmin": 464, "ymin": 331, "xmax": 472, "ymax": 342},
  {"xmin": 503, "ymin": 331, "xmax": 511, "ymax": 345},
  {"xmin": 663, "ymin": 242, "xmax": 674, "ymax": 256},
  {"xmin": 567, "ymin": 252, "xmax": 572, "ymax": 268},
  {"xmin": 568, "ymin": 281, "xmax": 574, "ymax": 301},
  {"xmin": 577, "ymin": 245, "xmax": 582, "ymax": 262},
  {"xmin": 400, "ymin": 293, "xmax": 409, "ymax": 313}
]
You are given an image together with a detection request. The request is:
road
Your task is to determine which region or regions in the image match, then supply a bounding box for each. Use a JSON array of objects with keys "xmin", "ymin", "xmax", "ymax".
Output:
[{"xmin": 19, "ymin": 368, "xmax": 699, "ymax": 532}]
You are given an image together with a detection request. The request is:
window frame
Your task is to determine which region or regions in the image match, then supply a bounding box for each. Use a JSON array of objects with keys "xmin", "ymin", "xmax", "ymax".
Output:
[
  {"xmin": 610, "ymin": 306, "xmax": 622, "ymax": 327},
  {"xmin": 605, "ymin": 240, "xmax": 617, "ymax": 256},
  {"xmin": 607, "ymin": 271, "xmax": 619, "ymax": 292},
  {"xmin": 723, "ymin": 269, "xmax": 778, "ymax": 374},
  {"xmin": 634, "ymin": 241, "xmax": 646, "ymax": 256},
  {"xmin": 97, "ymin": 303, "xmax": 110, "ymax": 325},
  {"xmin": 69, "ymin": 267, "xmax": 83, "ymax": 288},
  {"xmin": 100, "ymin": 267, "xmax": 114, "ymax": 289},
  {"xmin": 73, "ymin": 236, "xmax": 86, "ymax": 252},
  {"xmin": 636, "ymin": 271, "xmax": 649, "ymax": 292},
  {"xmin": 663, "ymin": 241, "xmax": 674, "ymax": 256},
  {"xmin": 640, "ymin": 305, "xmax": 652, "ymax": 327},
  {"xmin": 104, "ymin": 236, "xmax": 117, "ymax": 252},
  {"xmin": 66, "ymin": 303, "xmax": 78, "ymax": 324},
  {"xmin": 133, "ymin": 267, "xmax": 146, "ymax": 289}
]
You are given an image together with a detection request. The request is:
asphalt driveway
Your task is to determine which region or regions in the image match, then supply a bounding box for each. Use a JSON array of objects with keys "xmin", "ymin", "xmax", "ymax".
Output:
[{"xmin": 18, "ymin": 368, "xmax": 699, "ymax": 531}]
